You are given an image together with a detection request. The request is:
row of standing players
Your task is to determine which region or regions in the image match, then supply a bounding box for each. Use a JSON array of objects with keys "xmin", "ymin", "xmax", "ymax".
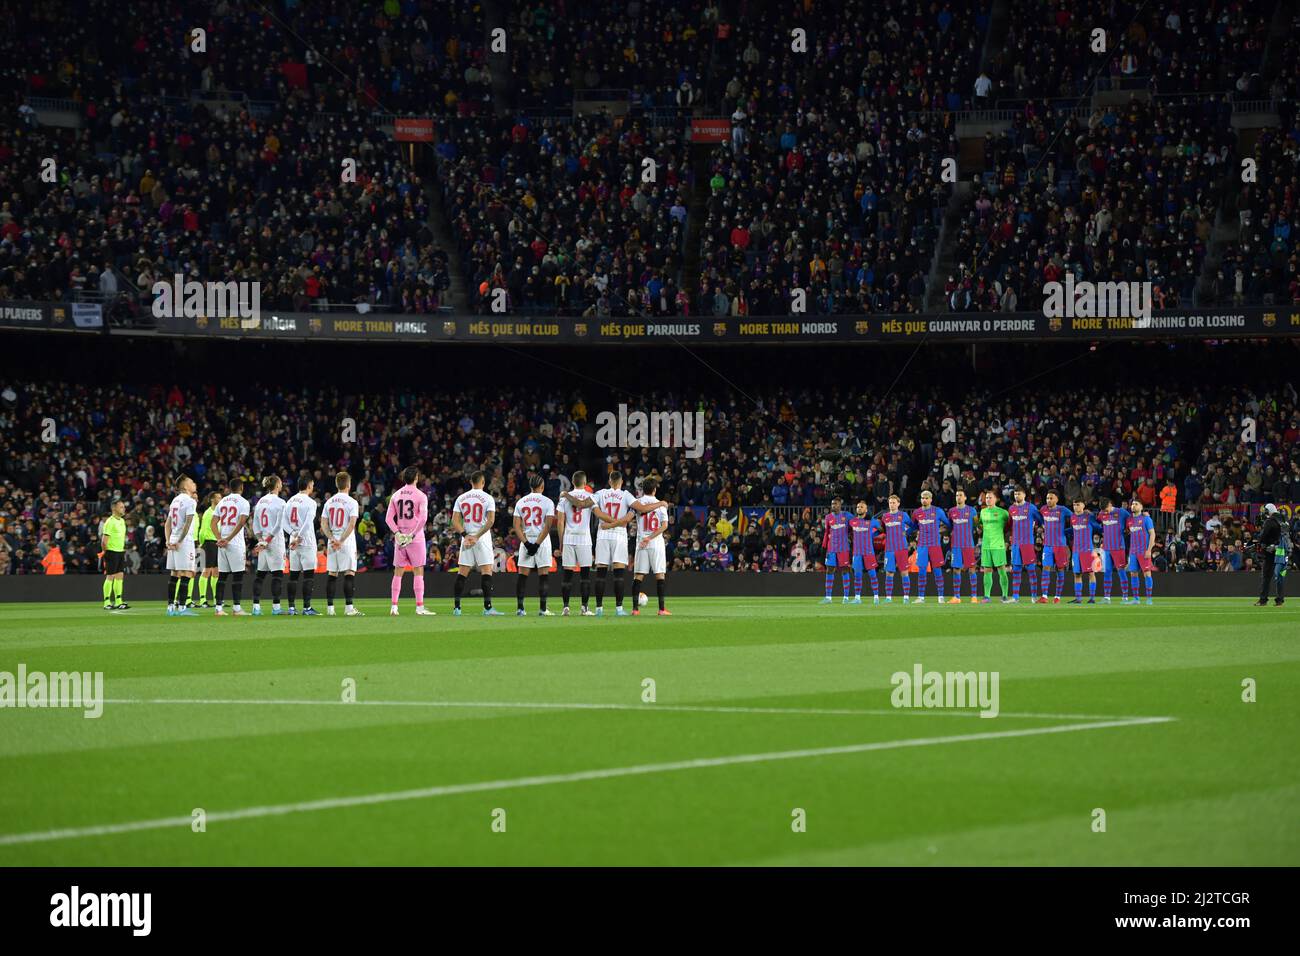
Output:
[
  {"xmin": 156, "ymin": 467, "xmax": 674, "ymax": 617},
  {"xmin": 820, "ymin": 487, "xmax": 1158, "ymax": 605}
]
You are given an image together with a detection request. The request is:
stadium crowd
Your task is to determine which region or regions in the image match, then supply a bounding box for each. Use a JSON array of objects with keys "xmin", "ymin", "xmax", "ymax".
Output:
[
  {"xmin": 440, "ymin": 112, "xmax": 694, "ymax": 317},
  {"xmin": 2, "ymin": 360, "xmax": 1296, "ymax": 576},
  {"xmin": 1215, "ymin": 123, "xmax": 1300, "ymax": 307},
  {"xmin": 0, "ymin": 0, "xmax": 484, "ymax": 312},
  {"xmin": 987, "ymin": 0, "xmax": 1272, "ymax": 103},
  {"xmin": 1, "ymin": 0, "xmax": 1290, "ymax": 318},
  {"xmin": 947, "ymin": 95, "xmax": 1237, "ymax": 313},
  {"xmin": 693, "ymin": 0, "xmax": 981, "ymax": 316}
]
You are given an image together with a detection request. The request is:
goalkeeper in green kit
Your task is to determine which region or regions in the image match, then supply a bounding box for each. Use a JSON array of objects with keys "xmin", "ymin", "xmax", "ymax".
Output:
[{"xmin": 979, "ymin": 490, "xmax": 1011, "ymax": 603}]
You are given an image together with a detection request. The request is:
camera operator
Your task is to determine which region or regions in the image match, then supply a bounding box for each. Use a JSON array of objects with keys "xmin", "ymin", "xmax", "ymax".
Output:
[{"xmin": 1254, "ymin": 504, "xmax": 1287, "ymax": 606}]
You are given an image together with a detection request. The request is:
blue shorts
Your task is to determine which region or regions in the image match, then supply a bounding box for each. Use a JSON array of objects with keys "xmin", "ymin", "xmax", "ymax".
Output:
[
  {"xmin": 826, "ymin": 551, "xmax": 850, "ymax": 568},
  {"xmin": 1009, "ymin": 543, "xmax": 1038, "ymax": 569},
  {"xmin": 1071, "ymin": 551, "xmax": 1099, "ymax": 574},
  {"xmin": 1126, "ymin": 552, "xmax": 1153, "ymax": 573},
  {"xmin": 915, "ymin": 544, "xmax": 944, "ymax": 571},
  {"xmin": 882, "ymin": 550, "xmax": 910, "ymax": 574},
  {"xmin": 1042, "ymin": 545, "xmax": 1070, "ymax": 568}
]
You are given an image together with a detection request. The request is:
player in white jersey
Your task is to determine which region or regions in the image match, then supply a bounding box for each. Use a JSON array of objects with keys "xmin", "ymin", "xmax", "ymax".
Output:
[
  {"xmin": 589, "ymin": 470, "xmax": 639, "ymax": 616},
  {"xmin": 452, "ymin": 469, "xmax": 503, "ymax": 615},
  {"xmin": 250, "ymin": 475, "xmax": 288, "ymax": 615},
  {"xmin": 631, "ymin": 476, "xmax": 673, "ymax": 615},
  {"xmin": 321, "ymin": 471, "xmax": 363, "ymax": 616},
  {"xmin": 164, "ymin": 475, "xmax": 199, "ymax": 616},
  {"xmin": 511, "ymin": 472, "xmax": 556, "ymax": 616},
  {"xmin": 212, "ymin": 478, "xmax": 251, "ymax": 615},
  {"xmin": 282, "ymin": 472, "xmax": 320, "ymax": 615},
  {"xmin": 556, "ymin": 469, "xmax": 628, "ymax": 616}
]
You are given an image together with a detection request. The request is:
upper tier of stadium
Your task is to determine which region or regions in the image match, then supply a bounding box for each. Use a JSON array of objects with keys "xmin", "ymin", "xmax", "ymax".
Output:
[{"xmin": 1, "ymin": 0, "xmax": 1295, "ymax": 321}]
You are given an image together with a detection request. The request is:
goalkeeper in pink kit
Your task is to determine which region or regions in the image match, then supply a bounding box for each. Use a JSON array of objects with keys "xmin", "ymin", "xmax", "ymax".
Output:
[{"xmin": 386, "ymin": 465, "xmax": 434, "ymax": 616}]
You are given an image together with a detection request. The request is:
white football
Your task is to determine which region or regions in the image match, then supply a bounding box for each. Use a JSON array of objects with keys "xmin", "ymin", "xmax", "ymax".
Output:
[{"xmin": 638, "ymin": 591, "xmax": 649, "ymax": 607}]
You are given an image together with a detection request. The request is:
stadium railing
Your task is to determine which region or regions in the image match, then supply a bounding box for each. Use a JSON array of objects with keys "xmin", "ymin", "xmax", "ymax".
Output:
[{"xmin": 23, "ymin": 95, "xmax": 82, "ymax": 114}]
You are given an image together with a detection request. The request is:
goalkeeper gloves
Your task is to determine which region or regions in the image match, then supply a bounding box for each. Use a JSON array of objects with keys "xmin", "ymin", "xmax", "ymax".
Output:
[{"xmin": 396, "ymin": 532, "xmax": 413, "ymax": 546}]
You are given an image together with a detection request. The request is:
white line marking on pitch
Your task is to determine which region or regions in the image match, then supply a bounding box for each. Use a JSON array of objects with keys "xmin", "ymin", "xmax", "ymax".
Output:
[
  {"xmin": 99, "ymin": 697, "xmax": 1146, "ymax": 721},
  {"xmin": 0, "ymin": 716, "xmax": 1172, "ymax": 847}
]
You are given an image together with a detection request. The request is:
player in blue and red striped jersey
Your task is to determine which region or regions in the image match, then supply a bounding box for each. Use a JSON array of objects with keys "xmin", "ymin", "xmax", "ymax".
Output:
[
  {"xmin": 911, "ymin": 490, "xmax": 951, "ymax": 604},
  {"xmin": 879, "ymin": 494, "xmax": 916, "ymax": 603},
  {"xmin": 849, "ymin": 501, "xmax": 882, "ymax": 604},
  {"xmin": 1097, "ymin": 497, "xmax": 1133, "ymax": 603},
  {"xmin": 947, "ymin": 488, "xmax": 980, "ymax": 603},
  {"xmin": 1125, "ymin": 499, "xmax": 1156, "ymax": 604},
  {"xmin": 1038, "ymin": 490, "xmax": 1072, "ymax": 603},
  {"xmin": 1007, "ymin": 487, "xmax": 1043, "ymax": 603},
  {"xmin": 1068, "ymin": 498, "xmax": 1102, "ymax": 603},
  {"xmin": 821, "ymin": 496, "xmax": 854, "ymax": 603}
]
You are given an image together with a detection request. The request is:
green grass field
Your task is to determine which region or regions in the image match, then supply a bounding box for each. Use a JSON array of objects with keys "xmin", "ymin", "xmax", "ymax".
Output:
[{"xmin": 0, "ymin": 596, "xmax": 1296, "ymax": 866}]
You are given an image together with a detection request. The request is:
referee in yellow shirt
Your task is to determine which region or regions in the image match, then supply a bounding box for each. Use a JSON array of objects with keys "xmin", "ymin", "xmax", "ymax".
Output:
[
  {"xmin": 101, "ymin": 500, "xmax": 128, "ymax": 609},
  {"xmin": 197, "ymin": 491, "xmax": 221, "ymax": 607}
]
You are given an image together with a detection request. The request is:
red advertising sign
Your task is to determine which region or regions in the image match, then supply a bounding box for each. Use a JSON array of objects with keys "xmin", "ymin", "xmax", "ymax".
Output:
[
  {"xmin": 690, "ymin": 118, "xmax": 731, "ymax": 143},
  {"xmin": 394, "ymin": 118, "xmax": 434, "ymax": 142}
]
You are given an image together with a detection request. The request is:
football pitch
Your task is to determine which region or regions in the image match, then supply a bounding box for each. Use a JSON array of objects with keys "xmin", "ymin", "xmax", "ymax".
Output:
[{"xmin": 0, "ymin": 597, "xmax": 1296, "ymax": 866}]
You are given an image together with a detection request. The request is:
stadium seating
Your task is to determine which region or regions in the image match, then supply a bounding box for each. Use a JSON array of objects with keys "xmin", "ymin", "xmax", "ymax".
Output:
[{"xmin": 3, "ymin": 360, "xmax": 1296, "ymax": 575}]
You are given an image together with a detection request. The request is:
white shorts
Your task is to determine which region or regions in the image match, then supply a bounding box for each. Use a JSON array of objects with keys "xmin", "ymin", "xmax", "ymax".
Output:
[
  {"xmin": 516, "ymin": 541, "xmax": 553, "ymax": 570},
  {"xmin": 289, "ymin": 539, "xmax": 318, "ymax": 572},
  {"xmin": 594, "ymin": 535, "xmax": 629, "ymax": 566},
  {"xmin": 217, "ymin": 541, "xmax": 247, "ymax": 573},
  {"xmin": 634, "ymin": 541, "xmax": 667, "ymax": 575},
  {"xmin": 327, "ymin": 540, "xmax": 357, "ymax": 573},
  {"xmin": 562, "ymin": 540, "xmax": 593, "ymax": 568},
  {"xmin": 166, "ymin": 540, "xmax": 197, "ymax": 572},
  {"xmin": 257, "ymin": 539, "xmax": 285, "ymax": 572},
  {"xmin": 459, "ymin": 534, "xmax": 494, "ymax": 568}
]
